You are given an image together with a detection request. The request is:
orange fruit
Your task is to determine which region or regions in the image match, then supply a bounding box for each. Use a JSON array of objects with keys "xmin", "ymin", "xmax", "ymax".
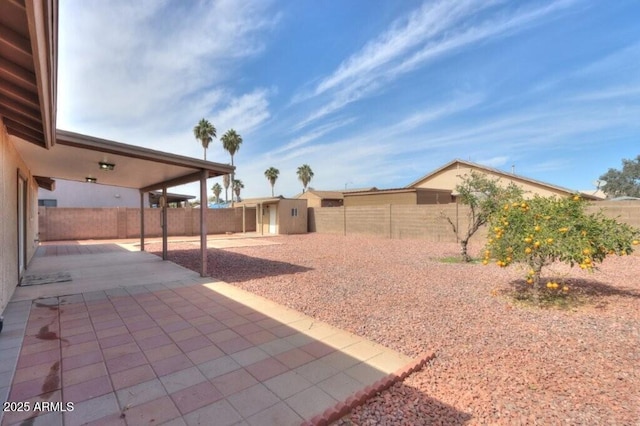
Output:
[
  {"xmin": 525, "ymin": 247, "xmax": 532, "ymax": 254},
  {"xmin": 534, "ymin": 225, "xmax": 541, "ymax": 232},
  {"xmin": 534, "ymin": 241, "xmax": 541, "ymax": 248},
  {"xmin": 633, "ymin": 240, "xmax": 639, "ymax": 245},
  {"xmin": 546, "ymin": 238, "xmax": 554, "ymax": 244}
]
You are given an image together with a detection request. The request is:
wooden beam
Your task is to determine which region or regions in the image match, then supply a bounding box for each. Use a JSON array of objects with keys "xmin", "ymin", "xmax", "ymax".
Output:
[
  {"xmin": 162, "ymin": 187, "xmax": 167, "ymax": 260},
  {"xmin": 3, "ymin": 117, "xmax": 43, "ymax": 139},
  {"xmin": 200, "ymin": 169, "xmax": 208, "ymax": 277},
  {"xmin": 0, "ymin": 101, "xmax": 42, "ymax": 130},
  {"xmin": 0, "ymin": 76, "xmax": 40, "ymax": 109},
  {"xmin": 5, "ymin": 125, "xmax": 43, "ymax": 146},
  {"xmin": 139, "ymin": 171, "xmax": 204, "ymax": 193},
  {"xmin": 0, "ymin": 23, "xmax": 32, "ymax": 56},
  {"xmin": 0, "ymin": 57, "xmax": 37, "ymax": 91},
  {"xmin": 140, "ymin": 191, "xmax": 145, "ymax": 252}
]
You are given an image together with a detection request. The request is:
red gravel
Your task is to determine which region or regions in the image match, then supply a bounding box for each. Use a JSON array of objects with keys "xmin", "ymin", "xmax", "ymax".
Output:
[{"xmin": 148, "ymin": 234, "xmax": 640, "ymax": 425}]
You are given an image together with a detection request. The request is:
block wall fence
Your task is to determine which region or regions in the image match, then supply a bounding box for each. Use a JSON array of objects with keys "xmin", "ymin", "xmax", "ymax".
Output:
[
  {"xmin": 38, "ymin": 202, "xmax": 638, "ymax": 243},
  {"xmin": 38, "ymin": 207, "xmax": 257, "ymax": 241},
  {"xmin": 308, "ymin": 201, "xmax": 640, "ymax": 243}
]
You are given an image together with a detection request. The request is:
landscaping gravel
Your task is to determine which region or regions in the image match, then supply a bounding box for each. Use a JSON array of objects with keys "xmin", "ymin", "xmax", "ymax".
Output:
[{"xmin": 148, "ymin": 234, "xmax": 640, "ymax": 425}]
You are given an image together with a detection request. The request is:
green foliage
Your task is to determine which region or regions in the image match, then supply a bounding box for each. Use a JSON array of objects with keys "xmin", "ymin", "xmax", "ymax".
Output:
[
  {"xmin": 264, "ymin": 167, "xmax": 280, "ymax": 196},
  {"xmin": 211, "ymin": 182, "xmax": 222, "ymax": 203},
  {"xmin": 443, "ymin": 171, "xmax": 523, "ymax": 261},
  {"xmin": 599, "ymin": 155, "xmax": 640, "ymax": 198},
  {"xmin": 193, "ymin": 118, "xmax": 216, "ymax": 161},
  {"xmin": 297, "ymin": 164, "xmax": 314, "ymax": 192},
  {"xmin": 232, "ymin": 179, "xmax": 244, "ymax": 202},
  {"xmin": 484, "ymin": 194, "xmax": 639, "ymax": 290}
]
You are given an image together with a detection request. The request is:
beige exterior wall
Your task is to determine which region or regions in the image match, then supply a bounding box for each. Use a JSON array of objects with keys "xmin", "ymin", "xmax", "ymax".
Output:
[
  {"xmin": 38, "ymin": 207, "xmax": 256, "ymax": 241},
  {"xmin": 1, "ymin": 127, "xmax": 40, "ymax": 313},
  {"xmin": 278, "ymin": 199, "xmax": 308, "ymax": 234},
  {"xmin": 413, "ymin": 164, "xmax": 575, "ymax": 198},
  {"xmin": 345, "ymin": 192, "xmax": 417, "ymax": 207},
  {"xmin": 586, "ymin": 201, "xmax": 640, "ymax": 228},
  {"xmin": 296, "ymin": 192, "xmax": 322, "ymax": 208}
]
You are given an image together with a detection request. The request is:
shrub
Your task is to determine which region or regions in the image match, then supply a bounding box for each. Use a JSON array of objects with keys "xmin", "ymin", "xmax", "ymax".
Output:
[{"xmin": 483, "ymin": 194, "xmax": 639, "ymax": 291}]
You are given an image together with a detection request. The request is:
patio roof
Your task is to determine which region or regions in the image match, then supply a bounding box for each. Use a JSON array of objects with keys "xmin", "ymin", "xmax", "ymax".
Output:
[{"xmin": 11, "ymin": 129, "xmax": 233, "ymax": 192}]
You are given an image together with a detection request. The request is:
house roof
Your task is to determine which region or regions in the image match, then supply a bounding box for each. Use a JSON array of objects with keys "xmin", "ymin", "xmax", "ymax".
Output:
[
  {"xmin": 294, "ymin": 188, "xmax": 378, "ymax": 200},
  {"xmin": 0, "ymin": 0, "xmax": 57, "ymax": 149},
  {"xmin": 11, "ymin": 129, "xmax": 234, "ymax": 191},
  {"xmin": 235, "ymin": 196, "xmax": 285, "ymax": 206},
  {"xmin": 407, "ymin": 159, "xmax": 601, "ymax": 200},
  {"xmin": 345, "ymin": 187, "xmax": 451, "ymax": 196}
]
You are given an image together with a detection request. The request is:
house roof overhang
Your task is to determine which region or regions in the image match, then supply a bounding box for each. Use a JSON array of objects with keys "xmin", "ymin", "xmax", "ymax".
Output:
[
  {"xmin": 407, "ymin": 159, "xmax": 601, "ymax": 201},
  {"xmin": 0, "ymin": 0, "xmax": 57, "ymax": 149},
  {"xmin": 12, "ymin": 129, "xmax": 234, "ymax": 191}
]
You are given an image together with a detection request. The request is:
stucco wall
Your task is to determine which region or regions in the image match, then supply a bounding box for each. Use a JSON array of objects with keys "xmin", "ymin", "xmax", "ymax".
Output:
[
  {"xmin": 38, "ymin": 207, "xmax": 256, "ymax": 241},
  {"xmin": 38, "ymin": 179, "xmax": 144, "ymax": 207},
  {"xmin": 278, "ymin": 199, "xmax": 308, "ymax": 234},
  {"xmin": 1, "ymin": 127, "xmax": 39, "ymax": 314},
  {"xmin": 413, "ymin": 164, "xmax": 576, "ymax": 198}
]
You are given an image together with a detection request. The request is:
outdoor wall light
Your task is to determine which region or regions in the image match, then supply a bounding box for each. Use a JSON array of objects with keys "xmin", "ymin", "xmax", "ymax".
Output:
[
  {"xmin": 99, "ymin": 161, "xmax": 115, "ymax": 171},
  {"xmin": 86, "ymin": 177, "xmax": 97, "ymax": 183}
]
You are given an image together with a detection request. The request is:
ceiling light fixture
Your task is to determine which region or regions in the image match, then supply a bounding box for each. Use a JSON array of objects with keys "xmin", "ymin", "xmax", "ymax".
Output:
[
  {"xmin": 86, "ymin": 177, "xmax": 97, "ymax": 183},
  {"xmin": 99, "ymin": 161, "xmax": 115, "ymax": 171}
]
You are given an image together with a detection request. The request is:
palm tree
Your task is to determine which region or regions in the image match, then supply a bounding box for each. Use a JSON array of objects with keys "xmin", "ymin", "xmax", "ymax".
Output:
[
  {"xmin": 193, "ymin": 118, "xmax": 216, "ymax": 161},
  {"xmin": 232, "ymin": 179, "xmax": 244, "ymax": 202},
  {"xmin": 222, "ymin": 174, "xmax": 230, "ymax": 203},
  {"xmin": 264, "ymin": 167, "xmax": 280, "ymax": 197},
  {"xmin": 297, "ymin": 164, "xmax": 314, "ymax": 192},
  {"xmin": 211, "ymin": 182, "xmax": 222, "ymax": 204},
  {"xmin": 221, "ymin": 129, "xmax": 243, "ymax": 205}
]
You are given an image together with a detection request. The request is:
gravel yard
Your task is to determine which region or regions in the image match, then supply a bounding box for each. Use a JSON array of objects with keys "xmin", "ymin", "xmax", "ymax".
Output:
[{"xmin": 148, "ymin": 233, "xmax": 640, "ymax": 425}]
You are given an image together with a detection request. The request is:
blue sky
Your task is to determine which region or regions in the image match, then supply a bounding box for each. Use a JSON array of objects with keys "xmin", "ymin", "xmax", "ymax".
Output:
[{"xmin": 57, "ymin": 0, "xmax": 640, "ymax": 199}]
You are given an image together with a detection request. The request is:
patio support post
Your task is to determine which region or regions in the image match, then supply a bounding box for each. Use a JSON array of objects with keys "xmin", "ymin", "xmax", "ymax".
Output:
[
  {"xmin": 242, "ymin": 205, "xmax": 246, "ymax": 233},
  {"xmin": 199, "ymin": 169, "xmax": 208, "ymax": 277},
  {"xmin": 162, "ymin": 187, "xmax": 168, "ymax": 260},
  {"xmin": 140, "ymin": 191, "xmax": 145, "ymax": 251}
]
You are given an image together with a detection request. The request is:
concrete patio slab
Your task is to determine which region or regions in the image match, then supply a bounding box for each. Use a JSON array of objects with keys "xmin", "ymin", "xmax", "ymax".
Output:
[{"xmin": 0, "ymin": 244, "xmax": 416, "ymax": 425}]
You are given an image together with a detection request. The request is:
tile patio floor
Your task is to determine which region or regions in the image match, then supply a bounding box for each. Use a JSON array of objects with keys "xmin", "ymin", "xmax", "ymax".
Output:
[{"xmin": 1, "ymin": 242, "xmax": 412, "ymax": 425}]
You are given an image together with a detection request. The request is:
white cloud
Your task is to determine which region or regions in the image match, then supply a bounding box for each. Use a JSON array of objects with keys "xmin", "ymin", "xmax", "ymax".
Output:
[
  {"xmin": 58, "ymin": 0, "xmax": 278, "ymax": 136},
  {"xmin": 294, "ymin": 0, "xmax": 576, "ymax": 129}
]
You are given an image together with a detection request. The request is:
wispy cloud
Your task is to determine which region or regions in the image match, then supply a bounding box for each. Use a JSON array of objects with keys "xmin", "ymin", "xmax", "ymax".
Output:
[
  {"xmin": 294, "ymin": 0, "xmax": 576, "ymax": 129},
  {"xmin": 58, "ymin": 0, "xmax": 278, "ymax": 140}
]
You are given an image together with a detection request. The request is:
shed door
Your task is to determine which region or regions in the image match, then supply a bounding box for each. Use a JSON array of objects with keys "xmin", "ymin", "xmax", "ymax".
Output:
[{"xmin": 269, "ymin": 206, "xmax": 276, "ymax": 234}]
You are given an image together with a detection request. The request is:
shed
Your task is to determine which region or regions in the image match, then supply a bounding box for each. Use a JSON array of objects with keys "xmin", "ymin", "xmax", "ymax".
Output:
[{"xmin": 235, "ymin": 197, "xmax": 308, "ymax": 235}]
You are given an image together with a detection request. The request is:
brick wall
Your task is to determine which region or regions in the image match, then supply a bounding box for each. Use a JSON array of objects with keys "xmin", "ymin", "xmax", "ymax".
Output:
[
  {"xmin": 39, "ymin": 207, "xmax": 256, "ymax": 241},
  {"xmin": 309, "ymin": 201, "xmax": 640, "ymax": 242}
]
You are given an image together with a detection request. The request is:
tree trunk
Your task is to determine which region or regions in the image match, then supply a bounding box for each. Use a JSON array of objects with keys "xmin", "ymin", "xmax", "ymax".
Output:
[{"xmin": 460, "ymin": 239, "xmax": 471, "ymax": 262}]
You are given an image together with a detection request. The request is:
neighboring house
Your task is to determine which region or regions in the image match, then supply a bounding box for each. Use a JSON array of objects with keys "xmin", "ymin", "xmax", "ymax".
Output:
[
  {"xmin": 235, "ymin": 197, "xmax": 307, "ymax": 235},
  {"xmin": 37, "ymin": 179, "xmax": 194, "ymax": 207},
  {"xmin": 295, "ymin": 187, "xmax": 377, "ymax": 207},
  {"xmin": 1, "ymin": 0, "xmax": 233, "ymax": 315},
  {"xmin": 343, "ymin": 188, "xmax": 453, "ymax": 206},
  {"xmin": 407, "ymin": 159, "xmax": 601, "ymax": 200}
]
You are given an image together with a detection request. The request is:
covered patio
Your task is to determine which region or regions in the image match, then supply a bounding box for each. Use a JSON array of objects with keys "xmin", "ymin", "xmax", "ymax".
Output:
[
  {"xmin": 0, "ymin": 241, "xmax": 423, "ymax": 425},
  {"xmin": 13, "ymin": 129, "xmax": 234, "ymax": 277}
]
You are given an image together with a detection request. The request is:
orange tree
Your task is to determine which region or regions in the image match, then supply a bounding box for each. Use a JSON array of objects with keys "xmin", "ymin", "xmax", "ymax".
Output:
[
  {"xmin": 443, "ymin": 171, "xmax": 523, "ymax": 262},
  {"xmin": 484, "ymin": 194, "xmax": 639, "ymax": 290}
]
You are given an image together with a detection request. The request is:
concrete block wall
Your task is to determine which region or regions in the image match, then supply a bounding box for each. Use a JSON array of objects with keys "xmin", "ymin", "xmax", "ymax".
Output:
[
  {"xmin": 39, "ymin": 207, "xmax": 257, "ymax": 241},
  {"xmin": 309, "ymin": 202, "xmax": 639, "ymax": 242}
]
